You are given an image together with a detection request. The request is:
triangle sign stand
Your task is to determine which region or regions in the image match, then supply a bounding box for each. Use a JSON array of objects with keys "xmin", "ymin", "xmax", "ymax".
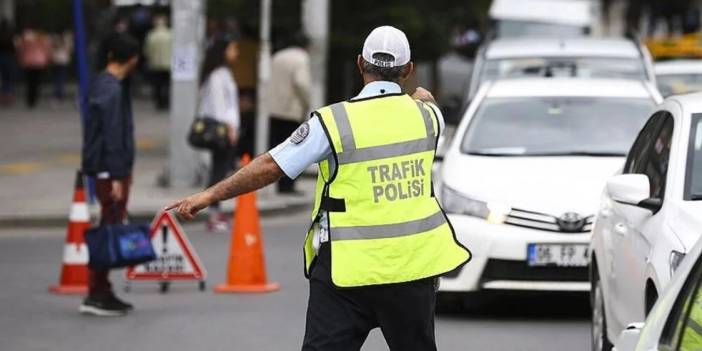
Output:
[{"xmin": 125, "ymin": 211, "xmax": 207, "ymax": 293}]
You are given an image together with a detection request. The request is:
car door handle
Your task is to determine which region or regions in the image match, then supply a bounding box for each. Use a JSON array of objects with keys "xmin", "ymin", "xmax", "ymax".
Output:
[{"xmin": 614, "ymin": 223, "xmax": 628, "ymax": 236}]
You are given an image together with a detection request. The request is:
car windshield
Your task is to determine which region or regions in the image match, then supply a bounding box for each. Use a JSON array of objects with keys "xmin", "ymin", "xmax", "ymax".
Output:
[
  {"xmin": 461, "ymin": 97, "xmax": 655, "ymax": 156},
  {"xmin": 482, "ymin": 57, "xmax": 647, "ymax": 82},
  {"xmin": 657, "ymin": 73, "xmax": 702, "ymax": 97},
  {"xmin": 687, "ymin": 115, "xmax": 702, "ymax": 200}
]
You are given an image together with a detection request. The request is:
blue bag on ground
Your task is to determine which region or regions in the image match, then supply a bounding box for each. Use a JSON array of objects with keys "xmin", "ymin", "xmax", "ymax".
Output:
[{"xmin": 85, "ymin": 223, "xmax": 156, "ymax": 269}]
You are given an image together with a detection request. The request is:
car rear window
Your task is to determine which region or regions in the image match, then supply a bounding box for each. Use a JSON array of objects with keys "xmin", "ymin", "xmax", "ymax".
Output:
[
  {"xmin": 482, "ymin": 57, "xmax": 647, "ymax": 82},
  {"xmin": 657, "ymin": 74, "xmax": 702, "ymax": 97}
]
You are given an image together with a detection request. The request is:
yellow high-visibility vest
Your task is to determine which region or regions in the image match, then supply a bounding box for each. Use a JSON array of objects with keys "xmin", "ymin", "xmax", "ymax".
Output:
[{"xmin": 303, "ymin": 94, "xmax": 471, "ymax": 287}]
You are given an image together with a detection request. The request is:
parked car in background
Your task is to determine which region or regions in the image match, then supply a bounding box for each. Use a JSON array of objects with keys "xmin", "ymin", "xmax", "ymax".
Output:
[
  {"xmin": 488, "ymin": 0, "xmax": 598, "ymax": 39},
  {"xmin": 655, "ymin": 60, "xmax": 702, "ymax": 97},
  {"xmin": 437, "ymin": 78, "xmax": 661, "ymax": 307},
  {"xmin": 590, "ymin": 93, "xmax": 702, "ymax": 351},
  {"xmin": 467, "ymin": 37, "xmax": 656, "ymax": 102},
  {"xmin": 610, "ymin": 235, "xmax": 702, "ymax": 351}
]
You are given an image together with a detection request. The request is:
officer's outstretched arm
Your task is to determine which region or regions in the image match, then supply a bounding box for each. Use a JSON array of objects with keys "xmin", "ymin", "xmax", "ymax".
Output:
[{"xmin": 165, "ymin": 153, "xmax": 284, "ymax": 220}]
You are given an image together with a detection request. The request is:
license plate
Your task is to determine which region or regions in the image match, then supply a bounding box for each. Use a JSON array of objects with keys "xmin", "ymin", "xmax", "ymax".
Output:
[{"xmin": 527, "ymin": 243, "xmax": 589, "ymax": 267}]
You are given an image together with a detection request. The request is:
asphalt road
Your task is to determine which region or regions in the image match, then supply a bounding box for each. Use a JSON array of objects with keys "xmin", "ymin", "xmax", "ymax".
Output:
[{"xmin": 0, "ymin": 211, "xmax": 590, "ymax": 351}]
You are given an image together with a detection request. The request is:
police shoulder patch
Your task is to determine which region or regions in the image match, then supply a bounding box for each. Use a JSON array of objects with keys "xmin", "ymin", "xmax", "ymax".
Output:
[{"xmin": 290, "ymin": 122, "xmax": 310, "ymax": 144}]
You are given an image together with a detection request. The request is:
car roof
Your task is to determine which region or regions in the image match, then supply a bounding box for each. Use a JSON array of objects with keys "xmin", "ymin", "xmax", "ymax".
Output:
[
  {"xmin": 655, "ymin": 60, "xmax": 702, "ymax": 75},
  {"xmin": 668, "ymin": 92, "xmax": 702, "ymax": 117},
  {"xmin": 484, "ymin": 37, "xmax": 641, "ymax": 59},
  {"xmin": 484, "ymin": 78, "xmax": 655, "ymax": 99}
]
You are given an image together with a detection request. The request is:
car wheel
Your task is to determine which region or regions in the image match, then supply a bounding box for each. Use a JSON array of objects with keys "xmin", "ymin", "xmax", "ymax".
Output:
[{"xmin": 592, "ymin": 273, "xmax": 613, "ymax": 351}]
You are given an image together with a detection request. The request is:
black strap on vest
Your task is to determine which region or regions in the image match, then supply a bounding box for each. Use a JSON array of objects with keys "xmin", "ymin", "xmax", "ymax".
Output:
[{"xmin": 320, "ymin": 196, "xmax": 346, "ymax": 212}]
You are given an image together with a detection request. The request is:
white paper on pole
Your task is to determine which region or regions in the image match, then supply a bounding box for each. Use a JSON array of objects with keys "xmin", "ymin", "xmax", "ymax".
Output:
[{"xmin": 172, "ymin": 45, "xmax": 197, "ymax": 82}]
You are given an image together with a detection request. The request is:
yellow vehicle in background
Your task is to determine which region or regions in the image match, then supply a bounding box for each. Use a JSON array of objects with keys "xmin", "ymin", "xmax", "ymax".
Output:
[{"xmin": 646, "ymin": 32, "xmax": 702, "ymax": 59}]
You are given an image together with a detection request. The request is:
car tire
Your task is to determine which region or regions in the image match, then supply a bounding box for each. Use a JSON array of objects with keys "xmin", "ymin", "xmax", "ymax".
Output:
[{"xmin": 592, "ymin": 271, "xmax": 613, "ymax": 351}]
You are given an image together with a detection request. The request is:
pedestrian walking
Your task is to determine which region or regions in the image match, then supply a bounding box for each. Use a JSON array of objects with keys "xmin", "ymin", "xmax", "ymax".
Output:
[
  {"xmin": 268, "ymin": 31, "xmax": 311, "ymax": 194},
  {"xmin": 197, "ymin": 33, "xmax": 241, "ymax": 232},
  {"xmin": 167, "ymin": 26, "xmax": 471, "ymax": 350},
  {"xmin": 15, "ymin": 27, "xmax": 50, "ymax": 108},
  {"xmin": 80, "ymin": 34, "xmax": 140, "ymax": 316},
  {"xmin": 0, "ymin": 19, "xmax": 16, "ymax": 104},
  {"xmin": 144, "ymin": 15, "xmax": 171, "ymax": 110},
  {"xmin": 50, "ymin": 29, "xmax": 72, "ymax": 102}
]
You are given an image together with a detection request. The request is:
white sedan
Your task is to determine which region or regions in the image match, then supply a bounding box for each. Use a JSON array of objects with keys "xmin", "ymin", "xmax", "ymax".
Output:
[
  {"xmin": 437, "ymin": 78, "xmax": 660, "ymax": 305},
  {"xmin": 590, "ymin": 92, "xmax": 702, "ymax": 351}
]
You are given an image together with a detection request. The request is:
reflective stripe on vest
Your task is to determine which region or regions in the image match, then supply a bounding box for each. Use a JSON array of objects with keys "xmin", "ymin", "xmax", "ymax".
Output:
[
  {"xmin": 333, "ymin": 210, "xmax": 445, "ymax": 240},
  {"xmin": 330, "ymin": 101, "xmax": 436, "ymax": 164}
]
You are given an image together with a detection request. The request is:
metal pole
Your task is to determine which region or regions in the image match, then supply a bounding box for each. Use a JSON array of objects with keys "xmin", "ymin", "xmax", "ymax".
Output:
[
  {"xmin": 302, "ymin": 0, "xmax": 329, "ymax": 110},
  {"xmin": 254, "ymin": 0, "xmax": 272, "ymax": 157},
  {"xmin": 72, "ymin": 0, "xmax": 89, "ymax": 124},
  {"xmin": 169, "ymin": 0, "xmax": 205, "ymax": 187},
  {"xmin": 72, "ymin": 0, "xmax": 96, "ymax": 203}
]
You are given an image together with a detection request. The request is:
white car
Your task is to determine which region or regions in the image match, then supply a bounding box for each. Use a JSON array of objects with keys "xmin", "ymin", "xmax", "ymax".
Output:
[
  {"xmin": 610, "ymin": 228, "xmax": 702, "ymax": 351},
  {"xmin": 437, "ymin": 78, "xmax": 661, "ymax": 305},
  {"xmin": 655, "ymin": 60, "xmax": 702, "ymax": 97},
  {"xmin": 590, "ymin": 92, "xmax": 702, "ymax": 351},
  {"xmin": 466, "ymin": 37, "xmax": 656, "ymax": 102}
]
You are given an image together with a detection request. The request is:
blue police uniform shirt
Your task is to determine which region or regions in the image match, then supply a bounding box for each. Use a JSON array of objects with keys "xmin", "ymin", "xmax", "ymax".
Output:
[{"xmin": 269, "ymin": 81, "xmax": 445, "ymax": 251}]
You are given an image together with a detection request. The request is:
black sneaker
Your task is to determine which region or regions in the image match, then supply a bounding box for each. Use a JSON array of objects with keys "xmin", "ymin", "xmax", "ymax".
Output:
[
  {"xmin": 79, "ymin": 295, "xmax": 128, "ymax": 316},
  {"xmin": 108, "ymin": 294, "xmax": 134, "ymax": 311}
]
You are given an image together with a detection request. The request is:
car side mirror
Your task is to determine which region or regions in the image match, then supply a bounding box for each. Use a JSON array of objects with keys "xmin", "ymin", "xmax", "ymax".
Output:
[
  {"xmin": 614, "ymin": 322, "xmax": 643, "ymax": 350},
  {"xmin": 606, "ymin": 174, "xmax": 662, "ymax": 212}
]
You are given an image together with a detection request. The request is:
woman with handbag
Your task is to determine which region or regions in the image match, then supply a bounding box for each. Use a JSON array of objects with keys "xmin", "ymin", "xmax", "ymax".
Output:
[{"xmin": 196, "ymin": 32, "xmax": 240, "ymax": 232}]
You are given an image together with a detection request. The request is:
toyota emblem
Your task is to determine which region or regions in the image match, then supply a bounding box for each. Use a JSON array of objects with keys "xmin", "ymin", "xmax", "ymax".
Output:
[{"xmin": 557, "ymin": 212, "xmax": 586, "ymax": 232}]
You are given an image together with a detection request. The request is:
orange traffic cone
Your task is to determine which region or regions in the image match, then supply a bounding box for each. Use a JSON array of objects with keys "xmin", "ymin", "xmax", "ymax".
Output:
[
  {"xmin": 49, "ymin": 170, "xmax": 90, "ymax": 295},
  {"xmin": 214, "ymin": 154, "xmax": 280, "ymax": 293}
]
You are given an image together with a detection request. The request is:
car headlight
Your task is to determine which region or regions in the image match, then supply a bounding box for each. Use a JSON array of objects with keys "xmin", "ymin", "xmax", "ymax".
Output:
[
  {"xmin": 440, "ymin": 186, "xmax": 511, "ymax": 224},
  {"xmin": 670, "ymin": 250, "xmax": 686, "ymax": 277}
]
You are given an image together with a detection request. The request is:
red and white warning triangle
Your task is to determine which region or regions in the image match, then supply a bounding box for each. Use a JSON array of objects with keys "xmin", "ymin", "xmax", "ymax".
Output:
[{"xmin": 126, "ymin": 211, "xmax": 206, "ymax": 281}]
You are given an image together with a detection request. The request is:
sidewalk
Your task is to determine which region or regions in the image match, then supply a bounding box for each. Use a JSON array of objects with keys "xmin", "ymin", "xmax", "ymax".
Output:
[{"xmin": 0, "ymin": 99, "xmax": 314, "ymax": 227}]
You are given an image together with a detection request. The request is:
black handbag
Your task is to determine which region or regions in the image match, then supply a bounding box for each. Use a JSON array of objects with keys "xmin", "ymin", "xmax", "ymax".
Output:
[
  {"xmin": 85, "ymin": 223, "xmax": 156, "ymax": 269},
  {"xmin": 187, "ymin": 117, "xmax": 229, "ymax": 151}
]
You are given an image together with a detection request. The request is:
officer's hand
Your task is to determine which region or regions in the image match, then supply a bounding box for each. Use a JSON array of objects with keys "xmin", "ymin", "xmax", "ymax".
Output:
[
  {"xmin": 165, "ymin": 191, "xmax": 213, "ymax": 221},
  {"xmin": 412, "ymin": 87, "xmax": 436, "ymax": 104}
]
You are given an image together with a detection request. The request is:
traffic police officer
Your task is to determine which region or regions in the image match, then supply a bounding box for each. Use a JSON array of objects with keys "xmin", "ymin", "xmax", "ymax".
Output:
[{"xmin": 167, "ymin": 25, "xmax": 471, "ymax": 351}]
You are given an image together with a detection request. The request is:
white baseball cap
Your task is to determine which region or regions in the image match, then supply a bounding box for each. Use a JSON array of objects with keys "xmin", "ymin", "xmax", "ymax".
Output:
[{"xmin": 362, "ymin": 26, "xmax": 411, "ymax": 68}]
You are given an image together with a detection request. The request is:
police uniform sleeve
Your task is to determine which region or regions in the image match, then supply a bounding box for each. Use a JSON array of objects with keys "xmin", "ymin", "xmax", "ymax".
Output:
[{"xmin": 269, "ymin": 116, "xmax": 332, "ymax": 179}]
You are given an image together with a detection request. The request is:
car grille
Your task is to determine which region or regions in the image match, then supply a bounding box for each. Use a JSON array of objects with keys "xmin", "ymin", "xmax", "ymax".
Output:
[
  {"xmin": 481, "ymin": 259, "xmax": 589, "ymax": 282},
  {"xmin": 505, "ymin": 208, "xmax": 593, "ymax": 233}
]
